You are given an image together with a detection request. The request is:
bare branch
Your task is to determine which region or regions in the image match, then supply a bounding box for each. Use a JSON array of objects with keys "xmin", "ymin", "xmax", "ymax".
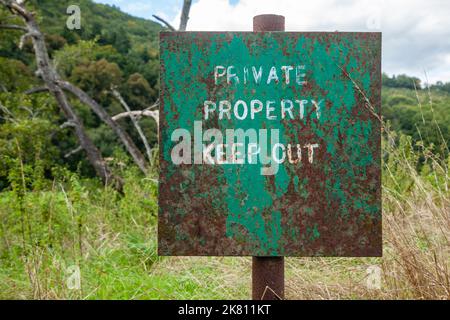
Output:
[
  {"xmin": 60, "ymin": 121, "xmax": 77, "ymax": 129},
  {"xmin": 19, "ymin": 31, "xmax": 34, "ymax": 49},
  {"xmin": 18, "ymin": 105, "xmax": 36, "ymax": 117},
  {"xmin": 0, "ymin": 23, "xmax": 27, "ymax": 31},
  {"xmin": 0, "ymin": 103, "xmax": 18, "ymax": 124},
  {"xmin": 1, "ymin": 0, "xmax": 31, "ymax": 19},
  {"xmin": 179, "ymin": 0, "xmax": 192, "ymax": 31},
  {"xmin": 0, "ymin": 102, "xmax": 14, "ymax": 117},
  {"xmin": 152, "ymin": 14, "xmax": 176, "ymax": 31},
  {"xmin": 64, "ymin": 146, "xmax": 83, "ymax": 158},
  {"xmin": 24, "ymin": 86, "xmax": 48, "ymax": 95},
  {"xmin": 111, "ymin": 88, "xmax": 154, "ymax": 165},
  {"xmin": 0, "ymin": 115, "xmax": 18, "ymax": 124},
  {"xmin": 112, "ymin": 109, "xmax": 159, "ymax": 122},
  {"xmin": 146, "ymin": 99, "xmax": 160, "ymax": 111},
  {"xmin": 152, "ymin": 0, "xmax": 192, "ymax": 33},
  {"xmin": 58, "ymin": 80, "xmax": 149, "ymax": 175},
  {"xmin": 0, "ymin": 102, "xmax": 18, "ymax": 124}
]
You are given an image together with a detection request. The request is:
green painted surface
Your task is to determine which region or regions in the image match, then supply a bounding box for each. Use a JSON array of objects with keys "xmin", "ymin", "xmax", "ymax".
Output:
[{"xmin": 159, "ymin": 32, "xmax": 381, "ymax": 256}]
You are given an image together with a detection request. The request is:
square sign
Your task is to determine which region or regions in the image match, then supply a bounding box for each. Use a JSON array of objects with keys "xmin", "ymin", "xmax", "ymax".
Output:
[{"xmin": 159, "ymin": 32, "xmax": 381, "ymax": 256}]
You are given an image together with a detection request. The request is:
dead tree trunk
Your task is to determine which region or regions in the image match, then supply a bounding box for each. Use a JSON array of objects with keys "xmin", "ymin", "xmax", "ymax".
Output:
[
  {"xmin": 58, "ymin": 81, "xmax": 149, "ymax": 174},
  {"xmin": 179, "ymin": 0, "xmax": 192, "ymax": 31},
  {"xmin": 111, "ymin": 88, "xmax": 154, "ymax": 166},
  {"xmin": 0, "ymin": 0, "xmax": 123, "ymax": 189},
  {"xmin": 154, "ymin": 0, "xmax": 192, "ymax": 31}
]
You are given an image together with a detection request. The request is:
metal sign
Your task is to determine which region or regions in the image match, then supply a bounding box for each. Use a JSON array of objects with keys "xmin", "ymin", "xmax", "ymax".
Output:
[{"xmin": 159, "ymin": 32, "xmax": 381, "ymax": 256}]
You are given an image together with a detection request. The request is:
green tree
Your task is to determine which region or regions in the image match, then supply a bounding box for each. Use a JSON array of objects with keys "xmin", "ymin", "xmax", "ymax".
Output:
[
  {"xmin": 71, "ymin": 58, "xmax": 122, "ymax": 101},
  {"xmin": 0, "ymin": 57, "xmax": 35, "ymax": 91},
  {"xmin": 383, "ymin": 73, "xmax": 422, "ymax": 90},
  {"xmin": 124, "ymin": 73, "xmax": 155, "ymax": 107}
]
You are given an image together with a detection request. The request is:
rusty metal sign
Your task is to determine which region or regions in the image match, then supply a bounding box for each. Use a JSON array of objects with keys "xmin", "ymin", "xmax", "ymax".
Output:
[{"xmin": 159, "ymin": 32, "xmax": 381, "ymax": 256}]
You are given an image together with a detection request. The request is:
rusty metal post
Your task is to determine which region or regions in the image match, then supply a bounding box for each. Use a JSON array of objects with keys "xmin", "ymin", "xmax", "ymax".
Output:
[
  {"xmin": 252, "ymin": 256, "xmax": 285, "ymax": 299},
  {"xmin": 252, "ymin": 14, "xmax": 285, "ymax": 301},
  {"xmin": 253, "ymin": 14, "xmax": 285, "ymax": 32}
]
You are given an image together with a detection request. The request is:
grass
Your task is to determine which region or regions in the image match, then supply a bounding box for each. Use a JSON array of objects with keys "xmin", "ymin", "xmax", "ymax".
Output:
[
  {"xmin": 0, "ymin": 149, "xmax": 448, "ymax": 300},
  {"xmin": 0, "ymin": 169, "xmax": 249, "ymax": 300},
  {"xmin": 0, "ymin": 105, "xmax": 449, "ymax": 300}
]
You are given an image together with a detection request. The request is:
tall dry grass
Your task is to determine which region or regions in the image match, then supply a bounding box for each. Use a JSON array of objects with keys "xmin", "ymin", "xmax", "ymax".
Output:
[
  {"xmin": 380, "ymin": 132, "xmax": 449, "ymax": 299},
  {"xmin": 153, "ymin": 131, "xmax": 450, "ymax": 300},
  {"xmin": 283, "ymin": 109, "xmax": 450, "ymax": 300}
]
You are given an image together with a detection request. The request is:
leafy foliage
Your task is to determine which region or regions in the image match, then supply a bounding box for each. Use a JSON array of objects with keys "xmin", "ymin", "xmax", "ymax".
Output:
[
  {"xmin": 382, "ymin": 73, "xmax": 422, "ymax": 90},
  {"xmin": 0, "ymin": 0, "xmax": 161, "ymax": 186},
  {"xmin": 382, "ymin": 87, "xmax": 450, "ymax": 157}
]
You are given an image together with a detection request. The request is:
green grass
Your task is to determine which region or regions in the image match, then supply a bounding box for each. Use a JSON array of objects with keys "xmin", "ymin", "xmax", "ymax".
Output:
[
  {"xmin": 0, "ymin": 171, "xmax": 252, "ymax": 299},
  {"xmin": 1, "ymin": 137, "xmax": 449, "ymax": 300},
  {"xmin": 0, "ymin": 110, "xmax": 449, "ymax": 300}
]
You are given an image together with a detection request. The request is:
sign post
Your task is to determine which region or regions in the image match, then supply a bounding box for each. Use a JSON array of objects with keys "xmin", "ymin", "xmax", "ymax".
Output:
[
  {"xmin": 252, "ymin": 14, "xmax": 286, "ymax": 300},
  {"xmin": 159, "ymin": 14, "xmax": 382, "ymax": 300}
]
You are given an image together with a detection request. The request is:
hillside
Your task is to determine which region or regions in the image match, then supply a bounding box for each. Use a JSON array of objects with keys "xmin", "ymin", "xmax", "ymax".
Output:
[
  {"xmin": 1, "ymin": 0, "xmax": 163, "ymax": 93},
  {"xmin": 1, "ymin": 0, "xmax": 165, "ymax": 179},
  {"xmin": 35, "ymin": 0, "xmax": 161, "ymax": 50},
  {"xmin": 382, "ymin": 87, "xmax": 450, "ymax": 153}
]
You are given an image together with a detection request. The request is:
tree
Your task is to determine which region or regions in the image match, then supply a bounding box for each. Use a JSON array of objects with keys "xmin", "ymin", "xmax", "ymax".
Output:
[
  {"xmin": 0, "ymin": 57, "xmax": 34, "ymax": 91},
  {"xmin": 114, "ymin": 27, "xmax": 130, "ymax": 54},
  {"xmin": 0, "ymin": 0, "xmax": 120, "ymax": 187},
  {"xmin": 0, "ymin": 0, "xmax": 194, "ymax": 186},
  {"xmin": 431, "ymin": 81, "xmax": 450, "ymax": 93},
  {"xmin": 71, "ymin": 58, "xmax": 122, "ymax": 97},
  {"xmin": 382, "ymin": 73, "xmax": 422, "ymax": 90},
  {"xmin": 124, "ymin": 73, "xmax": 155, "ymax": 107},
  {"xmin": 0, "ymin": 0, "xmax": 149, "ymax": 188}
]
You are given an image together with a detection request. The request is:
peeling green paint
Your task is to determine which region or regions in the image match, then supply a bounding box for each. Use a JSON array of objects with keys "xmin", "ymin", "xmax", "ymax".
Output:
[{"xmin": 159, "ymin": 32, "xmax": 382, "ymax": 256}]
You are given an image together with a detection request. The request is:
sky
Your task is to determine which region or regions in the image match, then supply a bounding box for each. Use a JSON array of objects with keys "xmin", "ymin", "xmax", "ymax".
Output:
[{"xmin": 93, "ymin": 0, "xmax": 450, "ymax": 84}]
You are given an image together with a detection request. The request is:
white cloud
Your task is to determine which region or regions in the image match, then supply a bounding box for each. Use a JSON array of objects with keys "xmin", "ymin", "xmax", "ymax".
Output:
[{"xmin": 169, "ymin": 0, "xmax": 450, "ymax": 83}]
